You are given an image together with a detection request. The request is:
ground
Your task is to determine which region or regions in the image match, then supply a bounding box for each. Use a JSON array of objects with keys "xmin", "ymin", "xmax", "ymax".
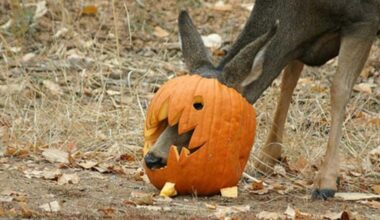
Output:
[{"xmin": 0, "ymin": 0, "xmax": 380, "ymax": 219}]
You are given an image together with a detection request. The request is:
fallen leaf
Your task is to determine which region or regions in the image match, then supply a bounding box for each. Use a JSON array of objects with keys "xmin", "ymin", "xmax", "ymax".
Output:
[
  {"xmin": 39, "ymin": 201, "xmax": 61, "ymax": 212},
  {"xmin": 34, "ymin": 1, "xmax": 47, "ymax": 20},
  {"xmin": 256, "ymin": 211, "xmax": 285, "ymax": 220},
  {"xmin": 21, "ymin": 53, "xmax": 36, "ymax": 63},
  {"xmin": 42, "ymin": 169, "xmax": 62, "ymax": 180},
  {"xmin": 5, "ymin": 146, "xmax": 29, "ymax": 158},
  {"xmin": 57, "ymin": 173, "xmax": 80, "ymax": 185},
  {"xmin": 154, "ymin": 26, "xmax": 169, "ymax": 38},
  {"xmin": 78, "ymin": 160, "xmax": 98, "ymax": 169},
  {"xmin": 82, "ymin": 5, "xmax": 97, "ymax": 16},
  {"xmin": 119, "ymin": 153, "xmax": 135, "ymax": 162},
  {"xmin": 42, "ymin": 80, "xmax": 63, "ymax": 96},
  {"xmin": 361, "ymin": 200, "xmax": 380, "ymax": 209},
  {"xmin": 220, "ymin": 186, "xmax": 238, "ymax": 198},
  {"xmin": 213, "ymin": 1, "xmax": 233, "ymax": 11},
  {"xmin": 241, "ymin": 3, "xmax": 254, "ymax": 11},
  {"xmin": 124, "ymin": 191, "xmax": 154, "ymax": 206},
  {"xmin": 54, "ymin": 27, "xmax": 68, "ymax": 38},
  {"xmin": 214, "ymin": 205, "xmax": 250, "ymax": 218},
  {"xmin": 353, "ymin": 83, "xmax": 373, "ymax": 94},
  {"xmin": 368, "ymin": 118, "xmax": 380, "ymax": 127},
  {"xmin": 273, "ymin": 164, "xmax": 286, "ymax": 176},
  {"xmin": 160, "ymin": 182, "xmax": 177, "ymax": 198},
  {"xmin": 323, "ymin": 211, "xmax": 348, "ymax": 220},
  {"xmin": 372, "ymin": 185, "xmax": 380, "ymax": 195},
  {"xmin": 42, "ymin": 148, "xmax": 69, "ymax": 164},
  {"xmin": 18, "ymin": 202, "xmax": 33, "ymax": 218},
  {"xmin": 98, "ymin": 207, "xmax": 115, "ymax": 218},
  {"xmin": 0, "ymin": 83, "xmax": 25, "ymax": 95},
  {"xmin": 0, "ymin": 196, "xmax": 12, "ymax": 202},
  {"xmin": 205, "ymin": 203, "xmax": 217, "ymax": 210},
  {"xmin": 289, "ymin": 156, "xmax": 308, "ymax": 172},
  {"xmin": 335, "ymin": 192, "xmax": 380, "ymax": 201},
  {"xmin": 284, "ymin": 205, "xmax": 312, "ymax": 219},
  {"xmin": 251, "ymin": 181, "xmax": 264, "ymax": 191},
  {"xmin": 201, "ymin": 33, "xmax": 223, "ymax": 48}
]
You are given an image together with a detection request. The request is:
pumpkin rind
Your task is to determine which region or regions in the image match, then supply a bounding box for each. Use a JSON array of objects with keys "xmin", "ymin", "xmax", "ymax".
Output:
[{"xmin": 143, "ymin": 75, "xmax": 256, "ymax": 195}]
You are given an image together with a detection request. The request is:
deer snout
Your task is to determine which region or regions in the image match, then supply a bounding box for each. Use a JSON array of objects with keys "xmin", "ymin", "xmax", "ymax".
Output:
[{"xmin": 144, "ymin": 152, "xmax": 166, "ymax": 169}]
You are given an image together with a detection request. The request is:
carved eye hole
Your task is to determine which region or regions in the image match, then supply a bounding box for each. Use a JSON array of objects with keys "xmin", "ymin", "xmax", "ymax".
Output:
[{"xmin": 193, "ymin": 96, "xmax": 204, "ymax": 110}]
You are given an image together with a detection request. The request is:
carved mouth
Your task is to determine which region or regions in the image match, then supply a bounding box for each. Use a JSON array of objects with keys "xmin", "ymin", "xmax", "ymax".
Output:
[{"xmin": 145, "ymin": 120, "xmax": 205, "ymax": 170}]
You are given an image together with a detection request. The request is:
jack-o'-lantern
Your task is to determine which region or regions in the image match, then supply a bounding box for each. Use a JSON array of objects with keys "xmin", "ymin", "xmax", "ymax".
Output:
[{"xmin": 143, "ymin": 75, "xmax": 256, "ymax": 195}]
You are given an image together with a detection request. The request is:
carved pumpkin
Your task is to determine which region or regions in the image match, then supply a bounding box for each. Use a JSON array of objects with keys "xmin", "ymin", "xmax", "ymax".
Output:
[{"xmin": 143, "ymin": 75, "xmax": 256, "ymax": 195}]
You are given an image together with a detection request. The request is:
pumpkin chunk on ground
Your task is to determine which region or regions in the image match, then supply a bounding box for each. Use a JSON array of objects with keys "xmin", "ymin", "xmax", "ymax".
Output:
[
  {"xmin": 220, "ymin": 186, "xmax": 238, "ymax": 198},
  {"xmin": 160, "ymin": 182, "xmax": 177, "ymax": 197}
]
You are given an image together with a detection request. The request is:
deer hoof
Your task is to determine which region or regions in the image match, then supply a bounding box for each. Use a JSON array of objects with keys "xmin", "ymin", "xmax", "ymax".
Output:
[{"xmin": 311, "ymin": 188, "xmax": 336, "ymax": 200}]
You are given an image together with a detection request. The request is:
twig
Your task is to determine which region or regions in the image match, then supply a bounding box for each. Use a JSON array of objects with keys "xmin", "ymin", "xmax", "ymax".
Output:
[
  {"xmin": 123, "ymin": 3, "xmax": 133, "ymax": 46},
  {"xmin": 242, "ymin": 172, "xmax": 268, "ymax": 186}
]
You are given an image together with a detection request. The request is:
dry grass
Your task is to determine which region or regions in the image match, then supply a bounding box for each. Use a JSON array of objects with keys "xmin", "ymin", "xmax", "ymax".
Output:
[{"xmin": 1, "ymin": 0, "xmax": 379, "ymax": 198}]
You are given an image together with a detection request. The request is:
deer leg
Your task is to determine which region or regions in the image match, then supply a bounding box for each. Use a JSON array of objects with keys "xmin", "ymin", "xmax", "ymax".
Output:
[
  {"xmin": 312, "ymin": 22, "xmax": 376, "ymax": 199},
  {"xmin": 254, "ymin": 60, "xmax": 304, "ymax": 174}
]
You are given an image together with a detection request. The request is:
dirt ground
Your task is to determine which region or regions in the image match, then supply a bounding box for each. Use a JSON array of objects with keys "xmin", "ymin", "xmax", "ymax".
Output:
[{"xmin": 1, "ymin": 0, "xmax": 380, "ymax": 219}]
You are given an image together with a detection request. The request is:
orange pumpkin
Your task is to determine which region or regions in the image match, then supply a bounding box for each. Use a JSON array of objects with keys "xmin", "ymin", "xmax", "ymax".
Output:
[{"xmin": 143, "ymin": 75, "xmax": 256, "ymax": 195}]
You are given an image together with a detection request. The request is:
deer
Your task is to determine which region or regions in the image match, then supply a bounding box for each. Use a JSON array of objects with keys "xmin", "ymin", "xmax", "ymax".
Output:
[{"xmin": 144, "ymin": 0, "xmax": 380, "ymax": 200}]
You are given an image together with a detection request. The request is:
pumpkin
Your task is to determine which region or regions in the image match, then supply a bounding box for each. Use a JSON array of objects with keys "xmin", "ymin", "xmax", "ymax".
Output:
[{"xmin": 143, "ymin": 75, "xmax": 256, "ymax": 195}]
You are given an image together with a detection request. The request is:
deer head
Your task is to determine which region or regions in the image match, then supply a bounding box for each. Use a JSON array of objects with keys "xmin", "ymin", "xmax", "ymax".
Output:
[{"xmin": 144, "ymin": 10, "xmax": 277, "ymax": 169}]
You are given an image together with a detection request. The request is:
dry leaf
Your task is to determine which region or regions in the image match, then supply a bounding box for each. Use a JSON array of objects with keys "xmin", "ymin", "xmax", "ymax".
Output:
[
  {"xmin": 34, "ymin": 1, "xmax": 47, "ymax": 20},
  {"xmin": 251, "ymin": 181, "xmax": 264, "ymax": 191},
  {"xmin": 42, "ymin": 148, "xmax": 69, "ymax": 164},
  {"xmin": 361, "ymin": 200, "xmax": 380, "ymax": 209},
  {"xmin": 21, "ymin": 53, "xmax": 36, "ymax": 63},
  {"xmin": 125, "ymin": 191, "xmax": 154, "ymax": 206},
  {"xmin": 241, "ymin": 3, "xmax": 254, "ymax": 11},
  {"xmin": 54, "ymin": 27, "xmax": 68, "ymax": 38},
  {"xmin": 213, "ymin": 1, "xmax": 233, "ymax": 11},
  {"xmin": 160, "ymin": 182, "xmax": 177, "ymax": 197},
  {"xmin": 98, "ymin": 207, "xmax": 115, "ymax": 218},
  {"xmin": 42, "ymin": 80, "xmax": 63, "ymax": 96},
  {"xmin": 323, "ymin": 211, "xmax": 348, "ymax": 220},
  {"xmin": 0, "ymin": 83, "xmax": 25, "ymax": 95},
  {"xmin": 39, "ymin": 201, "xmax": 61, "ymax": 212},
  {"xmin": 78, "ymin": 160, "xmax": 98, "ymax": 169},
  {"xmin": 353, "ymin": 83, "xmax": 373, "ymax": 94},
  {"xmin": 205, "ymin": 203, "xmax": 217, "ymax": 210},
  {"xmin": 57, "ymin": 173, "xmax": 80, "ymax": 185},
  {"xmin": 18, "ymin": 202, "xmax": 33, "ymax": 218},
  {"xmin": 43, "ymin": 169, "xmax": 62, "ymax": 180},
  {"xmin": 214, "ymin": 205, "xmax": 250, "ymax": 218},
  {"xmin": 5, "ymin": 146, "xmax": 29, "ymax": 158},
  {"xmin": 256, "ymin": 211, "xmax": 285, "ymax": 220},
  {"xmin": 201, "ymin": 33, "xmax": 223, "ymax": 48},
  {"xmin": 154, "ymin": 26, "xmax": 169, "ymax": 38},
  {"xmin": 335, "ymin": 192, "xmax": 380, "ymax": 201},
  {"xmin": 220, "ymin": 186, "xmax": 238, "ymax": 198},
  {"xmin": 273, "ymin": 164, "xmax": 286, "ymax": 176},
  {"xmin": 368, "ymin": 118, "xmax": 380, "ymax": 126},
  {"xmin": 372, "ymin": 185, "xmax": 380, "ymax": 195},
  {"xmin": 289, "ymin": 156, "xmax": 308, "ymax": 172},
  {"xmin": 82, "ymin": 5, "xmax": 97, "ymax": 16}
]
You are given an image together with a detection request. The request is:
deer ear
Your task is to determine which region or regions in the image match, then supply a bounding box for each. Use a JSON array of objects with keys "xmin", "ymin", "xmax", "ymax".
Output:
[
  {"xmin": 241, "ymin": 45, "xmax": 267, "ymax": 87},
  {"xmin": 178, "ymin": 10, "xmax": 215, "ymax": 75},
  {"xmin": 219, "ymin": 21, "xmax": 278, "ymax": 89}
]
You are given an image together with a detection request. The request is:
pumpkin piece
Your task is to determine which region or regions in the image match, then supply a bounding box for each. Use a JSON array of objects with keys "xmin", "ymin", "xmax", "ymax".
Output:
[
  {"xmin": 160, "ymin": 182, "xmax": 177, "ymax": 197},
  {"xmin": 144, "ymin": 75, "xmax": 256, "ymax": 196},
  {"xmin": 220, "ymin": 186, "xmax": 238, "ymax": 198}
]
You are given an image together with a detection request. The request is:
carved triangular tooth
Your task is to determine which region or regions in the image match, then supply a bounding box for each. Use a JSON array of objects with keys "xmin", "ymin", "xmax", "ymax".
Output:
[
  {"xmin": 179, "ymin": 147, "xmax": 190, "ymax": 162},
  {"xmin": 167, "ymin": 145, "xmax": 180, "ymax": 167},
  {"xmin": 158, "ymin": 99, "xmax": 169, "ymax": 121}
]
